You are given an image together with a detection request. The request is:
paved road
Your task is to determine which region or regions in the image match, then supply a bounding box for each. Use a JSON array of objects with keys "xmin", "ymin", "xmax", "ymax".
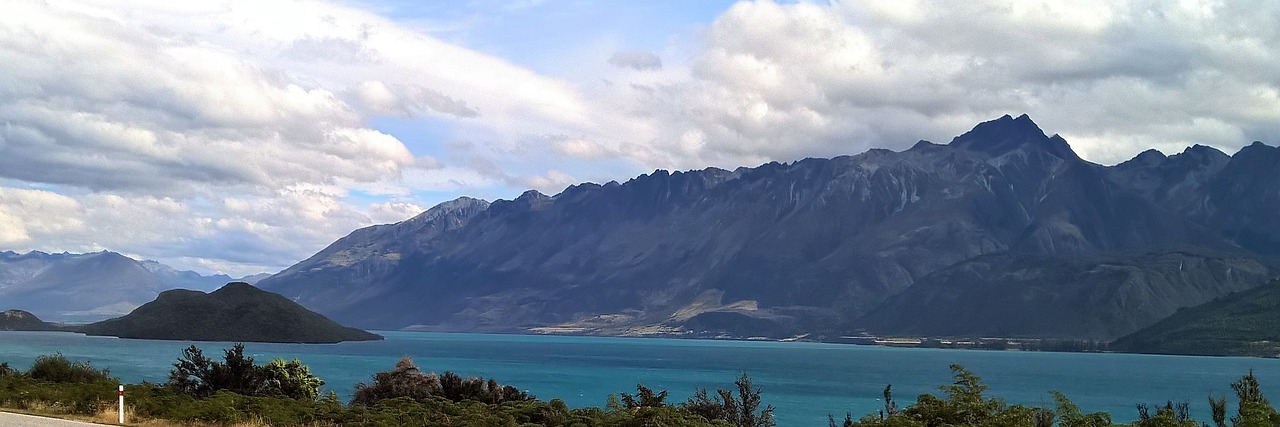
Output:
[{"xmin": 0, "ymin": 411, "xmax": 115, "ymax": 426}]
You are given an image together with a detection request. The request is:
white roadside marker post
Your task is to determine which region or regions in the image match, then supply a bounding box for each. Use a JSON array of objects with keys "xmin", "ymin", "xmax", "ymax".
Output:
[{"xmin": 118, "ymin": 384, "xmax": 124, "ymax": 424}]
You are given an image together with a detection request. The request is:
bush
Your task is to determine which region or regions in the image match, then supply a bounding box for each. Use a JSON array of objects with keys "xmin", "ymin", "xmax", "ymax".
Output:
[
  {"xmin": 0, "ymin": 369, "xmax": 116, "ymax": 415},
  {"xmin": 261, "ymin": 358, "xmax": 326, "ymax": 400},
  {"xmin": 352, "ymin": 356, "xmax": 530, "ymax": 406},
  {"xmin": 26, "ymin": 353, "xmax": 114, "ymax": 384},
  {"xmin": 683, "ymin": 372, "xmax": 775, "ymax": 427},
  {"xmin": 167, "ymin": 344, "xmax": 324, "ymax": 400}
]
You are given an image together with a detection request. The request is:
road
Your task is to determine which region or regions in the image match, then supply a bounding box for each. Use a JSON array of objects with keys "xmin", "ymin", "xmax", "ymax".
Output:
[{"xmin": 0, "ymin": 411, "xmax": 115, "ymax": 427}]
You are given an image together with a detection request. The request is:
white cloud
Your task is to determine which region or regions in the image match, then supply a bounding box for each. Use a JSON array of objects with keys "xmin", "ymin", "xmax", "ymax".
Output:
[
  {"xmin": 0, "ymin": 0, "xmax": 607, "ymax": 273},
  {"xmin": 580, "ymin": 0, "xmax": 1280, "ymax": 169},
  {"xmin": 517, "ymin": 170, "xmax": 577, "ymax": 195}
]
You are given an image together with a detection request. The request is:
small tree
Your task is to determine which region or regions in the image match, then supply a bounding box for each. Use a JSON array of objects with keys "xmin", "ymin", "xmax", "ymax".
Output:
[
  {"xmin": 1209, "ymin": 394, "xmax": 1227, "ymax": 427},
  {"xmin": 622, "ymin": 384, "xmax": 669, "ymax": 409},
  {"xmin": 261, "ymin": 358, "xmax": 325, "ymax": 400},
  {"xmin": 682, "ymin": 372, "xmax": 775, "ymax": 427},
  {"xmin": 882, "ymin": 384, "xmax": 898, "ymax": 418},
  {"xmin": 1053, "ymin": 390, "xmax": 1111, "ymax": 427},
  {"xmin": 352, "ymin": 356, "xmax": 441, "ymax": 405},
  {"xmin": 211, "ymin": 343, "xmax": 262, "ymax": 396},
  {"xmin": 1231, "ymin": 371, "xmax": 1280, "ymax": 427},
  {"xmin": 167, "ymin": 344, "xmax": 323, "ymax": 400}
]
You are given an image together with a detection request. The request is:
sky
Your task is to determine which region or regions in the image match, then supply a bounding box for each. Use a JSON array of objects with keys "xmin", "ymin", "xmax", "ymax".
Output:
[{"xmin": 0, "ymin": 0, "xmax": 1277, "ymax": 276}]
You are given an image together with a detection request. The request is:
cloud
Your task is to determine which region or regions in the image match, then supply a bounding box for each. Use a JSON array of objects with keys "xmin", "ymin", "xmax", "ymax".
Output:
[
  {"xmin": 0, "ymin": 0, "xmax": 604, "ymax": 274},
  {"xmin": 355, "ymin": 81, "xmax": 480, "ymax": 118},
  {"xmin": 0, "ymin": 0, "xmax": 594, "ymax": 196},
  {"xmin": 608, "ymin": 51, "xmax": 663, "ymax": 70},
  {"xmin": 0, "ymin": 1, "xmax": 416, "ymax": 195},
  {"xmin": 516, "ymin": 170, "xmax": 577, "ymax": 194},
  {"xmin": 588, "ymin": 0, "xmax": 1280, "ymax": 169}
]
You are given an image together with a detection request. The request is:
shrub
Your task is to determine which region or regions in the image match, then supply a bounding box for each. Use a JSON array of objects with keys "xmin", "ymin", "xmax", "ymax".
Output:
[
  {"xmin": 352, "ymin": 356, "xmax": 530, "ymax": 406},
  {"xmin": 166, "ymin": 344, "xmax": 324, "ymax": 400},
  {"xmin": 683, "ymin": 372, "xmax": 775, "ymax": 427},
  {"xmin": 26, "ymin": 353, "xmax": 114, "ymax": 384},
  {"xmin": 261, "ymin": 358, "xmax": 325, "ymax": 400}
]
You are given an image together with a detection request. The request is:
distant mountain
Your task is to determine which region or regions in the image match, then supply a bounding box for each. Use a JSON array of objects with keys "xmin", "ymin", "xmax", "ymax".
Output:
[
  {"xmin": 138, "ymin": 260, "xmax": 255, "ymax": 292},
  {"xmin": 0, "ymin": 251, "xmax": 267, "ymax": 322},
  {"xmin": 258, "ymin": 115, "xmax": 1280, "ymax": 340},
  {"xmin": 80, "ymin": 282, "xmax": 382, "ymax": 343},
  {"xmin": 1111, "ymin": 279, "xmax": 1280, "ymax": 356},
  {"xmin": 0, "ymin": 309, "xmax": 57, "ymax": 331}
]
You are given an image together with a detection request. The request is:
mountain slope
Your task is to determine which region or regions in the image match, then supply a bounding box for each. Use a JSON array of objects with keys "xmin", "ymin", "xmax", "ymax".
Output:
[
  {"xmin": 80, "ymin": 282, "xmax": 382, "ymax": 343},
  {"xmin": 0, "ymin": 251, "xmax": 265, "ymax": 322},
  {"xmin": 258, "ymin": 115, "xmax": 1280, "ymax": 340},
  {"xmin": 0, "ymin": 309, "xmax": 57, "ymax": 331},
  {"xmin": 861, "ymin": 250, "xmax": 1274, "ymax": 339},
  {"xmin": 1111, "ymin": 279, "xmax": 1280, "ymax": 356}
]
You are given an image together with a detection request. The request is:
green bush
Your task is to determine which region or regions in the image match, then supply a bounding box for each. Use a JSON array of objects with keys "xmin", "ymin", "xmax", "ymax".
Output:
[
  {"xmin": 26, "ymin": 353, "xmax": 114, "ymax": 384},
  {"xmin": 261, "ymin": 358, "xmax": 326, "ymax": 400},
  {"xmin": 167, "ymin": 343, "xmax": 324, "ymax": 400},
  {"xmin": 0, "ymin": 369, "xmax": 116, "ymax": 415},
  {"xmin": 352, "ymin": 356, "xmax": 530, "ymax": 407}
]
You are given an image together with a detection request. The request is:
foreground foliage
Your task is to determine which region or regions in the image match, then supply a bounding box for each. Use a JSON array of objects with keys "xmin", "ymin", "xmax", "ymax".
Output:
[
  {"xmin": 4, "ymin": 347, "xmax": 1280, "ymax": 427},
  {"xmin": 168, "ymin": 343, "xmax": 325, "ymax": 400}
]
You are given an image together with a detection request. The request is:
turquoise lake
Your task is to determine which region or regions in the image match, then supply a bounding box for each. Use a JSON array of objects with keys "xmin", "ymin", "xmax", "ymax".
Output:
[{"xmin": 2, "ymin": 330, "xmax": 1278, "ymax": 426}]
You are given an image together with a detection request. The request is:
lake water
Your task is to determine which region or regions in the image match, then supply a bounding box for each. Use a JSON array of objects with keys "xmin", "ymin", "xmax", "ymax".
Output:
[{"xmin": 2, "ymin": 330, "xmax": 1278, "ymax": 426}]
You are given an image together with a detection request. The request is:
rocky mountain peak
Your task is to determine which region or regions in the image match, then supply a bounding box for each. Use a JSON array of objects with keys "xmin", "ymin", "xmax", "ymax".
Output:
[
  {"xmin": 949, "ymin": 114, "xmax": 1078, "ymax": 161},
  {"xmin": 404, "ymin": 196, "xmax": 490, "ymax": 226},
  {"xmin": 1235, "ymin": 141, "xmax": 1279, "ymax": 160},
  {"xmin": 1128, "ymin": 149, "xmax": 1168, "ymax": 166}
]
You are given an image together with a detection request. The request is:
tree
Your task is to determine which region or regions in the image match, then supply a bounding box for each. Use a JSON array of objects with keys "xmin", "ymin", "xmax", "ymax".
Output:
[
  {"xmin": 621, "ymin": 384, "xmax": 669, "ymax": 409},
  {"xmin": 882, "ymin": 384, "xmax": 899, "ymax": 418},
  {"xmin": 166, "ymin": 343, "xmax": 323, "ymax": 400},
  {"xmin": 1052, "ymin": 390, "xmax": 1111, "ymax": 427},
  {"xmin": 1231, "ymin": 371, "xmax": 1280, "ymax": 427},
  {"xmin": 682, "ymin": 372, "xmax": 775, "ymax": 427},
  {"xmin": 261, "ymin": 358, "xmax": 325, "ymax": 400},
  {"xmin": 351, "ymin": 356, "xmax": 528, "ymax": 406},
  {"xmin": 168, "ymin": 345, "xmax": 216, "ymax": 397},
  {"xmin": 211, "ymin": 343, "xmax": 262, "ymax": 396},
  {"xmin": 1209, "ymin": 394, "xmax": 1227, "ymax": 427},
  {"xmin": 351, "ymin": 356, "xmax": 441, "ymax": 405}
]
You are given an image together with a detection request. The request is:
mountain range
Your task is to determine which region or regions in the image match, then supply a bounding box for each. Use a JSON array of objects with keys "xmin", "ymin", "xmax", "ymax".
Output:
[
  {"xmin": 256, "ymin": 114, "xmax": 1280, "ymax": 341},
  {"xmin": 0, "ymin": 251, "xmax": 265, "ymax": 322}
]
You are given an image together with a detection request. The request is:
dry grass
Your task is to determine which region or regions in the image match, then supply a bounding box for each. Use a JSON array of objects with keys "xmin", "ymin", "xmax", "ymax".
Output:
[
  {"xmin": 3, "ymin": 405, "xmax": 272, "ymax": 427},
  {"xmin": 84, "ymin": 407, "xmax": 340, "ymax": 427}
]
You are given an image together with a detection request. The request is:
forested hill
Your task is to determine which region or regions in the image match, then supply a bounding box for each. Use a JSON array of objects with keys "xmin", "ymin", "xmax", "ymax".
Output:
[
  {"xmin": 258, "ymin": 114, "xmax": 1280, "ymax": 341},
  {"xmin": 1111, "ymin": 279, "xmax": 1280, "ymax": 356},
  {"xmin": 80, "ymin": 282, "xmax": 382, "ymax": 343},
  {"xmin": 0, "ymin": 309, "xmax": 56, "ymax": 331}
]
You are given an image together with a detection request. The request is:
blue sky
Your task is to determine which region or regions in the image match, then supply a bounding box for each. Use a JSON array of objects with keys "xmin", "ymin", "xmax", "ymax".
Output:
[{"xmin": 0, "ymin": 0, "xmax": 1276, "ymax": 275}]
